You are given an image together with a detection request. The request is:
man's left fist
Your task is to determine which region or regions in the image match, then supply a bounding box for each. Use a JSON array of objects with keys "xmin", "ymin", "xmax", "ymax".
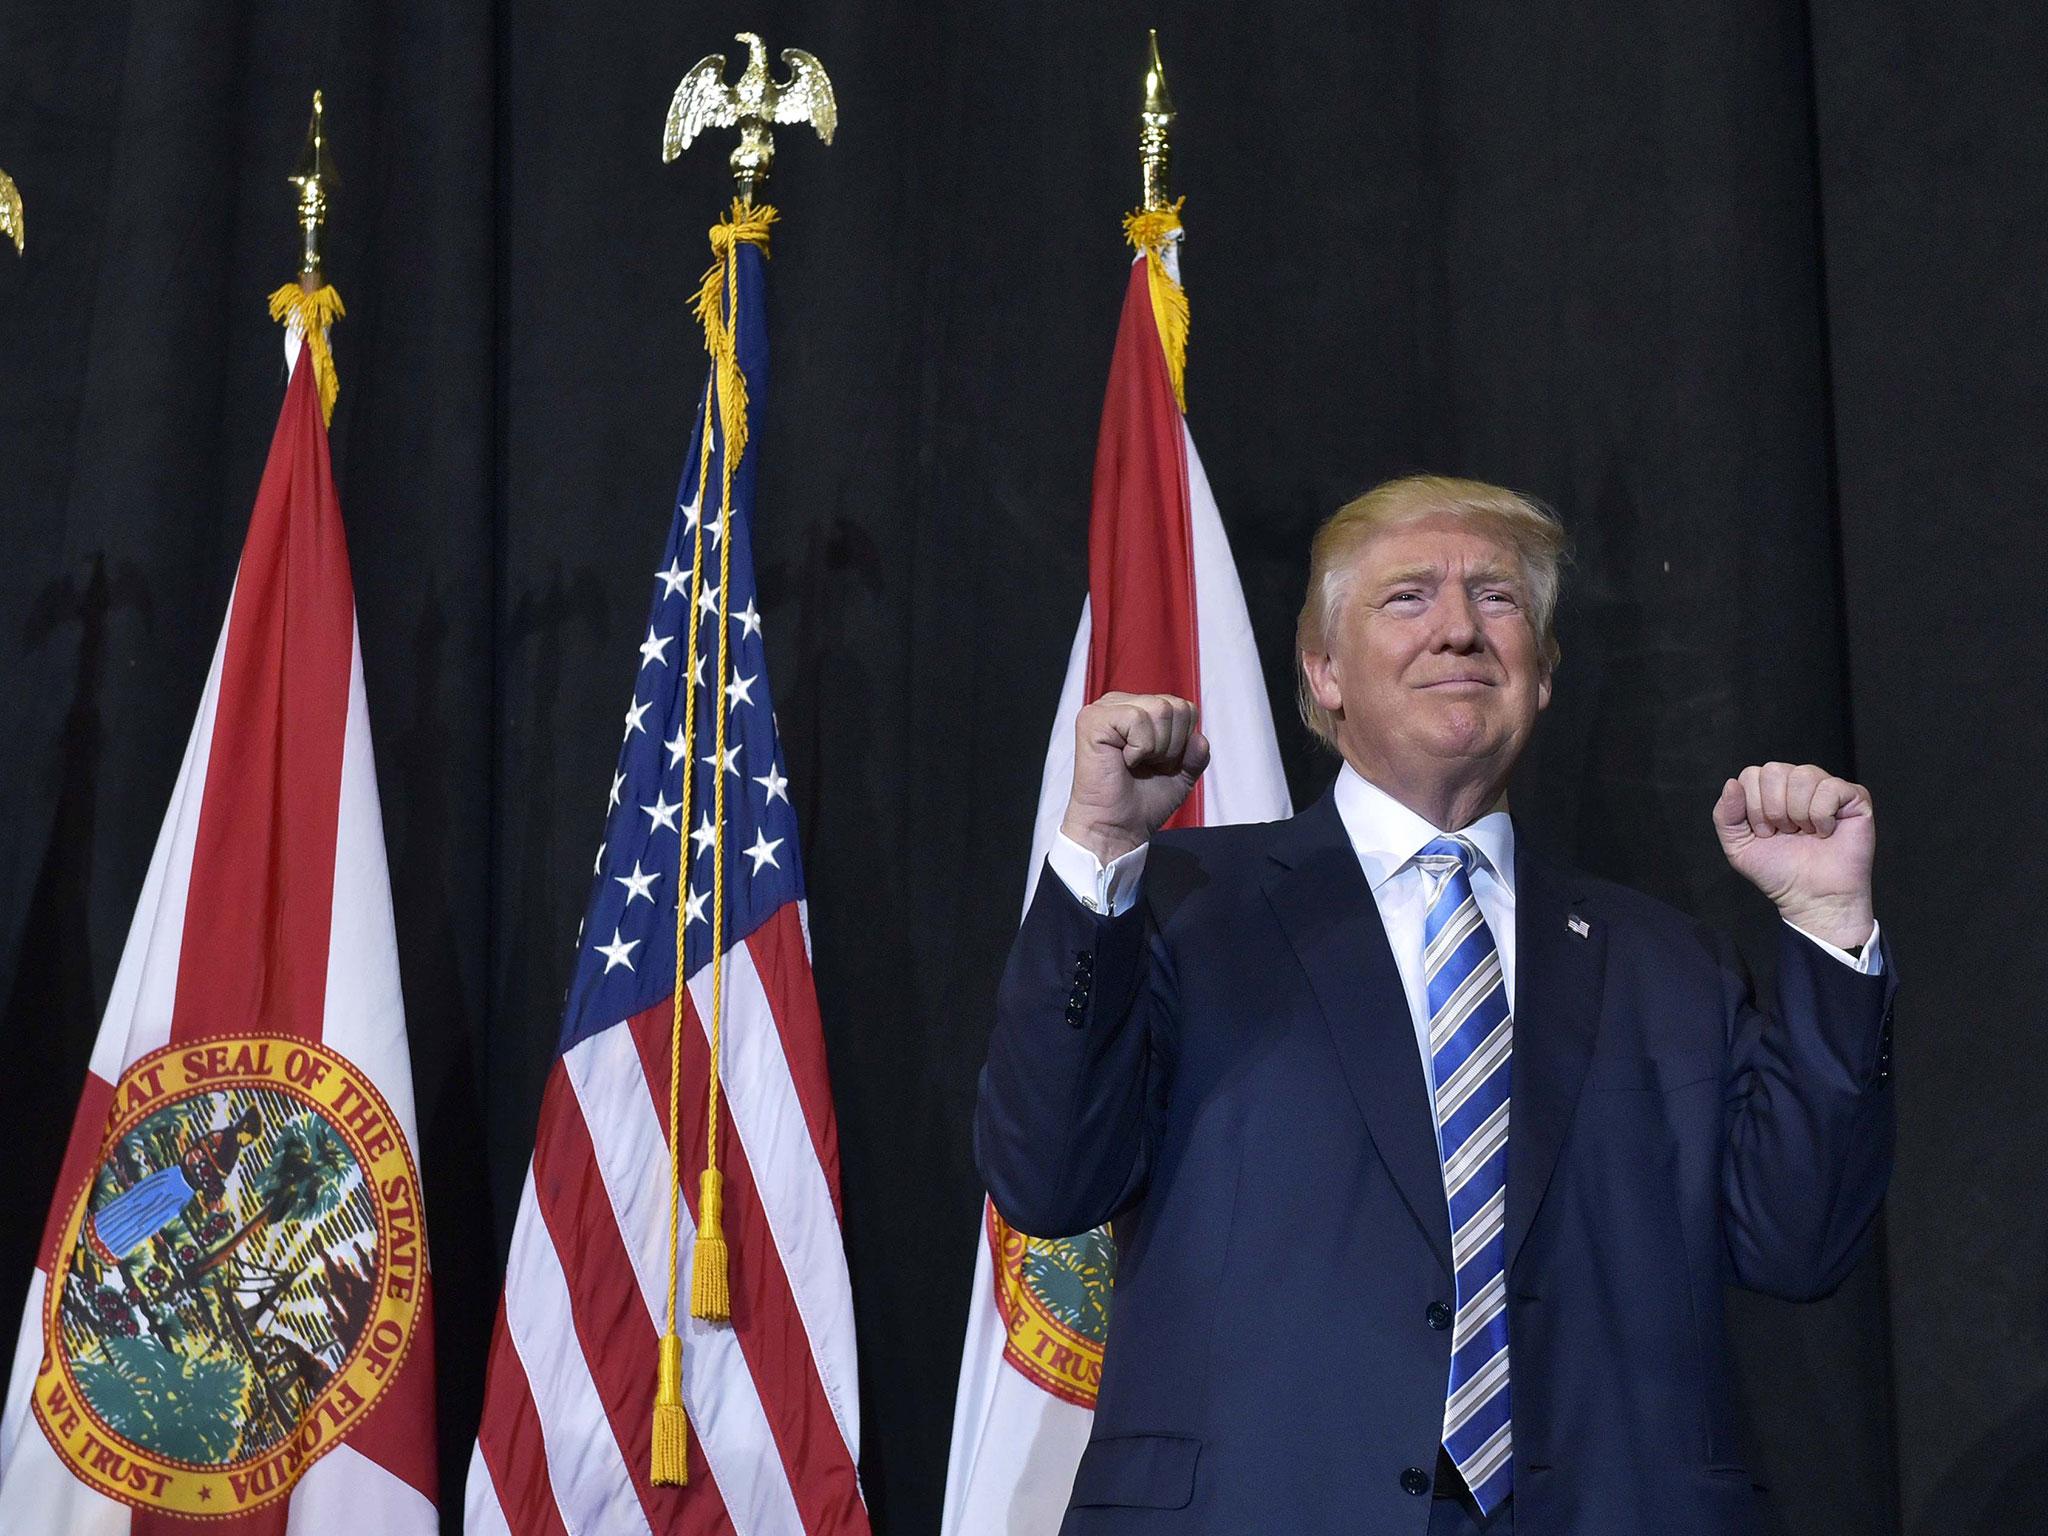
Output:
[{"xmin": 1713, "ymin": 763, "xmax": 1876, "ymax": 951}]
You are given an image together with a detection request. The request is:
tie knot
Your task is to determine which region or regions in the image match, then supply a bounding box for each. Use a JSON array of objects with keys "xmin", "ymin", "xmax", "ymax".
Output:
[{"xmin": 1419, "ymin": 835, "xmax": 1475, "ymax": 871}]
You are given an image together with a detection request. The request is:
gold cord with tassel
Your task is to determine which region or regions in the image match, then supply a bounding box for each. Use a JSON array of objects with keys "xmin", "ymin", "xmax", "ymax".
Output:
[
  {"xmin": 651, "ymin": 388, "xmax": 716, "ymax": 1488},
  {"xmin": 650, "ymin": 197, "xmax": 774, "ymax": 1485},
  {"xmin": 691, "ymin": 197, "xmax": 771, "ymax": 1324},
  {"xmin": 1122, "ymin": 199, "xmax": 1188, "ymax": 412},
  {"xmin": 267, "ymin": 283, "xmax": 346, "ymax": 425}
]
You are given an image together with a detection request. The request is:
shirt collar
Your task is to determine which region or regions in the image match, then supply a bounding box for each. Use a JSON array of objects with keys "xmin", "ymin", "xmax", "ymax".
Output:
[{"xmin": 1331, "ymin": 763, "xmax": 1517, "ymax": 897}]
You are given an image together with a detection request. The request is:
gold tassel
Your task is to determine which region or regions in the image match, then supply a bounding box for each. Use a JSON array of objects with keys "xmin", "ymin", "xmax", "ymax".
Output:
[
  {"xmin": 650, "ymin": 1332, "xmax": 689, "ymax": 1485},
  {"xmin": 1121, "ymin": 200, "xmax": 1189, "ymax": 412},
  {"xmin": 691, "ymin": 1168, "xmax": 731, "ymax": 1321},
  {"xmin": 267, "ymin": 282, "xmax": 346, "ymax": 425}
]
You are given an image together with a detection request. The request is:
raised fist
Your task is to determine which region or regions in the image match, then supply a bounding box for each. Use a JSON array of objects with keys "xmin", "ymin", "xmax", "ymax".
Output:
[
  {"xmin": 1060, "ymin": 692, "xmax": 1211, "ymax": 864},
  {"xmin": 1713, "ymin": 762, "xmax": 1876, "ymax": 951}
]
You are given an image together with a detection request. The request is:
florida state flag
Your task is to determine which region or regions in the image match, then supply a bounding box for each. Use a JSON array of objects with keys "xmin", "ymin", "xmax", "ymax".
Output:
[
  {"xmin": 939, "ymin": 196, "xmax": 1293, "ymax": 1532},
  {"xmin": 0, "ymin": 322, "xmax": 438, "ymax": 1532}
]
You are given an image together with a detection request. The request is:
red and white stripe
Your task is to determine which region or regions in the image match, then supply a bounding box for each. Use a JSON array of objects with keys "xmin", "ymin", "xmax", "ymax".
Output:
[
  {"xmin": 466, "ymin": 909, "xmax": 865, "ymax": 1535},
  {"xmin": 0, "ymin": 350, "xmax": 438, "ymax": 1532},
  {"xmin": 941, "ymin": 241, "xmax": 1293, "ymax": 1536}
]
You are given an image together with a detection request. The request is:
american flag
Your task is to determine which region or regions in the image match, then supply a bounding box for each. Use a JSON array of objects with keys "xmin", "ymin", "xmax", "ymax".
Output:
[{"xmin": 467, "ymin": 213, "xmax": 869, "ymax": 1536}]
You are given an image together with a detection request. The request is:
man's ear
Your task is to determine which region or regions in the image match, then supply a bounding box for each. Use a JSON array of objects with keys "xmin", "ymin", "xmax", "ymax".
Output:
[
  {"xmin": 1302, "ymin": 649, "xmax": 1343, "ymax": 713},
  {"xmin": 1535, "ymin": 650, "xmax": 1555, "ymax": 713}
]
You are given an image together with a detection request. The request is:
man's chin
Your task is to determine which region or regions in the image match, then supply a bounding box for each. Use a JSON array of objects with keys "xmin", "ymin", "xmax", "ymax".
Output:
[
  {"xmin": 1412, "ymin": 714, "xmax": 1531, "ymax": 769},
  {"xmin": 1413, "ymin": 702, "xmax": 1501, "ymax": 747}
]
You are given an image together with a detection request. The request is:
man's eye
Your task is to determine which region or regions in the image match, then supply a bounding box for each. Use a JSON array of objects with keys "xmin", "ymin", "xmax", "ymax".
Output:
[
  {"xmin": 1385, "ymin": 591, "xmax": 1424, "ymax": 606},
  {"xmin": 1480, "ymin": 591, "xmax": 1518, "ymax": 607}
]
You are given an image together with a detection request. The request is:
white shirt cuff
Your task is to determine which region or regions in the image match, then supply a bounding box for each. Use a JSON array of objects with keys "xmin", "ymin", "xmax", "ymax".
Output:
[
  {"xmin": 1784, "ymin": 917, "xmax": 1884, "ymax": 975},
  {"xmin": 1048, "ymin": 833, "xmax": 1150, "ymax": 917}
]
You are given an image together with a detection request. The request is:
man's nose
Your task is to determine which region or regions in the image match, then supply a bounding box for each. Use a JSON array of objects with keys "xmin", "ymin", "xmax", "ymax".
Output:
[{"xmin": 1432, "ymin": 590, "xmax": 1484, "ymax": 650}]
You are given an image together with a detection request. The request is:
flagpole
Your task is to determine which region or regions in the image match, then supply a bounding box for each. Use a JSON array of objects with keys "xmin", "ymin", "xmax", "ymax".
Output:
[
  {"xmin": 270, "ymin": 92, "xmax": 345, "ymax": 424},
  {"xmin": 1125, "ymin": 32, "xmax": 1189, "ymax": 411},
  {"xmin": 649, "ymin": 32, "xmax": 835, "ymax": 1488}
]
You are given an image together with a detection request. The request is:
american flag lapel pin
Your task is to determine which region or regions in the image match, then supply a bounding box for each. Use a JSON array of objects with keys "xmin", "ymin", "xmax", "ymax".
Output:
[{"xmin": 1567, "ymin": 914, "xmax": 1591, "ymax": 939}]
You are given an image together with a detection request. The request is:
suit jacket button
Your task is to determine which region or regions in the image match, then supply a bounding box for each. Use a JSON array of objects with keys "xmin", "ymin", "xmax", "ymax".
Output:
[
  {"xmin": 1426, "ymin": 1301, "xmax": 1454, "ymax": 1331},
  {"xmin": 1400, "ymin": 1467, "xmax": 1431, "ymax": 1496}
]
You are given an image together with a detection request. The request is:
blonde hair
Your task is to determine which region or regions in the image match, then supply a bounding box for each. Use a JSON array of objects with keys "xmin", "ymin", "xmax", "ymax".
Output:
[{"xmin": 1294, "ymin": 475, "xmax": 1567, "ymax": 750}]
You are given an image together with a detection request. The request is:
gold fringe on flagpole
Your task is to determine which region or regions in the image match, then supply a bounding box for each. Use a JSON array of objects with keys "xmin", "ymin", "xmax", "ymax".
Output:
[
  {"xmin": 1122, "ymin": 199, "xmax": 1188, "ymax": 413},
  {"xmin": 267, "ymin": 283, "xmax": 346, "ymax": 425},
  {"xmin": 651, "ymin": 196, "xmax": 775, "ymax": 1486},
  {"xmin": 692, "ymin": 199, "xmax": 778, "ymax": 475}
]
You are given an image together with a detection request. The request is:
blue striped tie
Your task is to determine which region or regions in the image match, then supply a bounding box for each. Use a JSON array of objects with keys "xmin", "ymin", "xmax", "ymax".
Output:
[{"xmin": 1420, "ymin": 835, "xmax": 1513, "ymax": 1512}]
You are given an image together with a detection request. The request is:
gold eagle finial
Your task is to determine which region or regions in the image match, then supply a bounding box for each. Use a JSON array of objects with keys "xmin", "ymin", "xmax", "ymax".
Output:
[
  {"xmin": 0, "ymin": 168, "xmax": 22, "ymax": 255},
  {"xmin": 663, "ymin": 32, "xmax": 836, "ymax": 201}
]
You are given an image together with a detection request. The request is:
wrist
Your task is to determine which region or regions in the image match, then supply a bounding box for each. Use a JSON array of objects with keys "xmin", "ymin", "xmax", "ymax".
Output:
[
  {"xmin": 1059, "ymin": 810, "xmax": 1147, "ymax": 866},
  {"xmin": 1777, "ymin": 895, "xmax": 1875, "ymax": 952}
]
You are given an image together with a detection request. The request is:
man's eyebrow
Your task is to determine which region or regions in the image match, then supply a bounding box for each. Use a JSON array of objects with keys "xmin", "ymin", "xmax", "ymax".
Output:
[
  {"xmin": 1466, "ymin": 564, "xmax": 1523, "ymax": 587},
  {"xmin": 1370, "ymin": 562, "xmax": 1524, "ymax": 588},
  {"xmin": 1371, "ymin": 563, "xmax": 1445, "ymax": 587}
]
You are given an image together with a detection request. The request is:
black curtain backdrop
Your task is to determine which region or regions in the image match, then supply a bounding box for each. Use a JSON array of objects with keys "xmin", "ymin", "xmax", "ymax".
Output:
[{"xmin": 0, "ymin": 3, "xmax": 2041, "ymax": 1534}]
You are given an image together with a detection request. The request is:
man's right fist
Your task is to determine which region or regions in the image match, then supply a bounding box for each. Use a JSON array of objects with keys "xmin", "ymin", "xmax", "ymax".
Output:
[{"xmin": 1060, "ymin": 692, "xmax": 1211, "ymax": 864}]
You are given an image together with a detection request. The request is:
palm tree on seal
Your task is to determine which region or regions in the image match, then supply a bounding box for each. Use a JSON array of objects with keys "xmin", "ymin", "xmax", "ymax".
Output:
[{"xmin": 190, "ymin": 1117, "xmax": 351, "ymax": 1277}]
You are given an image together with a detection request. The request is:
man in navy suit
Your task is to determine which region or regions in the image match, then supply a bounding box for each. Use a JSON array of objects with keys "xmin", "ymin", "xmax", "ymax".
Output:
[{"xmin": 977, "ymin": 476, "xmax": 1892, "ymax": 1534}]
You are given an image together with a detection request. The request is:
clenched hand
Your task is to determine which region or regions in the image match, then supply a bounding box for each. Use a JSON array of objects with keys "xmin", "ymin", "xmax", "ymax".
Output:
[
  {"xmin": 1714, "ymin": 762, "xmax": 1876, "ymax": 951},
  {"xmin": 1060, "ymin": 692, "xmax": 1211, "ymax": 864}
]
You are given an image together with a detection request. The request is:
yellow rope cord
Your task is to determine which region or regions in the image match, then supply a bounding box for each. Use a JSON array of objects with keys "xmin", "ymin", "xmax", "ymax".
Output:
[
  {"xmin": 650, "ymin": 389, "xmax": 716, "ymax": 1489},
  {"xmin": 692, "ymin": 199, "xmax": 773, "ymax": 1326},
  {"xmin": 1122, "ymin": 200, "xmax": 1189, "ymax": 412},
  {"xmin": 651, "ymin": 198, "xmax": 774, "ymax": 1486},
  {"xmin": 267, "ymin": 283, "xmax": 346, "ymax": 425},
  {"xmin": 695, "ymin": 342, "xmax": 738, "ymax": 1325}
]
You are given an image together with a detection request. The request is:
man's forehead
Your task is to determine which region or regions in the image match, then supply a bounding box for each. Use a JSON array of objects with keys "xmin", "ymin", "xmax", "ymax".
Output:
[{"xmin": 1353, "ymin": 519, "xmax": 1524, "ymax": 580}]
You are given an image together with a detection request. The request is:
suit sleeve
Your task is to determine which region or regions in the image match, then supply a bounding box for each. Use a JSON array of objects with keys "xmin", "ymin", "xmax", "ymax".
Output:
[
  {"xmin": 974, "ymin": 857, "xmax": 1176, "ymax": 1240},
  {"xmin": 1720, "ymin": 923, "xmax": 1897, "ymax": 1301}
]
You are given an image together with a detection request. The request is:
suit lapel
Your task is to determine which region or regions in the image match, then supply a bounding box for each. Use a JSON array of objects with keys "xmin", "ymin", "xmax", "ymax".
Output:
[
  {"xmin": 1265, "ymin": 794, "xmax": 1454, "ymax": 1281},
  {"xmin": 1505, "ymin": 839, "xmax": 1606, "ymax": 1277}
]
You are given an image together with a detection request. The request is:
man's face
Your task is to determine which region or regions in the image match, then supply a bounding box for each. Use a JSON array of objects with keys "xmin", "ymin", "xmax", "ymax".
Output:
[{"xmin": 1301, "ymin": 513, "xmax": 1552, "ymax": 799}]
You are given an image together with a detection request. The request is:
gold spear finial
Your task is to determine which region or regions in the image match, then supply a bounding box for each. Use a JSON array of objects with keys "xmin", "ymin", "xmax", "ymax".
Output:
[
  {"xmin": 1140, "ymin": 29, "xmax": 1175, "ymax": 212},
  {"xmin": 271, "ymin": 92, "xmax": 345, "ymax": 424},
  {"xmin": 662, "ymin": 33, "xmax": 836, "ymax": 204},
  {"xmin": 287, "ymin": 91, "xmax": 335, "ymax": 284}
]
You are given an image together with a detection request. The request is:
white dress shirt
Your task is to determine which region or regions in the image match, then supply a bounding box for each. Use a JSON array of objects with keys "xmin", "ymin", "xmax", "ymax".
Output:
[{"xmin": 1047, "ymin": 765, "xmax": 1881, "ymax": 1094}]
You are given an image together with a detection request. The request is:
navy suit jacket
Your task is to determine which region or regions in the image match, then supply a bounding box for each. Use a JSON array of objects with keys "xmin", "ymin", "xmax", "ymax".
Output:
[{"xmin": 976, "ymin": 791, "xmax": 1895, "ymax": 1535}]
